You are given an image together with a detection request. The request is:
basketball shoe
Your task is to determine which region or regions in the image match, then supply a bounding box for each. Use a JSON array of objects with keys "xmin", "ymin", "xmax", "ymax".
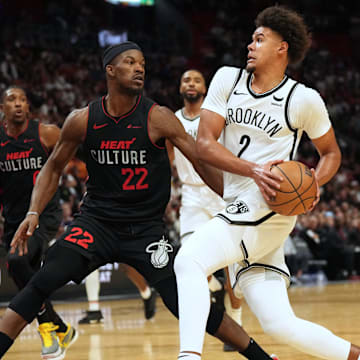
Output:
[
  {"xmin": 144, "ymin": 288, "xmax": 157, "ymax": 319},
  {"xmin": 78, "ymin": 310, "xmax": 104, "ymax": 324},
  {"xmin": 57, "ymin": 323, "xmax": 78, "ymax": 356},
  {"xmin": 38, "ymin": 322, "xmax": 63, "ymax": 360},
  {"xmin": 271, "ymin": 355, "xmax": 280, "ymax": 360}
]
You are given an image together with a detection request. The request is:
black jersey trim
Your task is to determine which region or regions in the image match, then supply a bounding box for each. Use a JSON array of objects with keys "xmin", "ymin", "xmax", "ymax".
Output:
[
  {"xmin": 284, "ymin": 82, "xmax": 299, "ymax": 160},
  {"xmin": 38, "ymin": 122, "xmax": 49, "ymax": 156},
  {"xmin": 247, "ymin": 73, "xmax": 289, "ymax": 99},
  {"xmin": 101, "ymin": 95, "xmax": 141, "ymax": 124},
  {"xmin": 147, "ymin": 103, "xmax": 165, "ymax": 149},
  {"xmin": 227, "ymin": 68, "xmax": 243, "ymax": 102},
  {"xmin": 234, "ymin": 263, "xmax": 290, "ymax": 286},
  {"xmin": 216, "ymin": 211, "xmax": 276, "ymax": 226},
  {"xmin": 3, "ymin": 119, "xmax": 30, "ymax": 140},
  {"xmin": 180, "ymin": 109, "xmax": 200, "ymax": 122}
]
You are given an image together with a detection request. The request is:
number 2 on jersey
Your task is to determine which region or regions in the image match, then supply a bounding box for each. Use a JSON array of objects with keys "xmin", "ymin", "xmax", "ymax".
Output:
[{"xmin": 237, "ymin": 135, "xmax": 250, "ymax": 158}]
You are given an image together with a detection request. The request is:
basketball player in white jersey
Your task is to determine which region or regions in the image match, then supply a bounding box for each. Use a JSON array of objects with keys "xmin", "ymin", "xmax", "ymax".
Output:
[
  {"xmin": 168, "ymin": 69, "xmax": 243, "ymax": 351},
  {"xmin": 174, "ymin": 5, "xmax": 360, "ymax": 360}
]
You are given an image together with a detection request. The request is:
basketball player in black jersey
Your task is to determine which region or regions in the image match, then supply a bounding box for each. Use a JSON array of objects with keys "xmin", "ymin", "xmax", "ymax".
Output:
[
  {"xmin": 0, "ymin": 42, "xmax": 275, "ymax": 360},
  {"xmin": 0, "ymin": 86, "xmax": 77, "ymax": 360}
]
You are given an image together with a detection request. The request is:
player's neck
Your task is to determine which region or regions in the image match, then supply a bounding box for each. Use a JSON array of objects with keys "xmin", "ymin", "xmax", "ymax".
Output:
[
  {"xmin": 250, "ymin": 70, "xmax": 286, "ymax": 94},
  {"xmin": 105, "ymin": 92, "xmax": 138, "ymax": 117},
  {"xmin": 5, "ymin": 119, "xmax": 28, "ymax": 137},
  {"xmin": 183, "ymin": 100, "xmax": 202, "ymax": 118}
]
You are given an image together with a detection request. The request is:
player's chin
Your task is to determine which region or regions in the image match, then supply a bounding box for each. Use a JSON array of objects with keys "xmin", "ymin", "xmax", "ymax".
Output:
[
  {"xmin": 128, "ymin": 86, "xmax": 143, "ymax": 96},
  {"xmin": 245, "ymin": 63, "xmax": 256, "ymax": 72}
]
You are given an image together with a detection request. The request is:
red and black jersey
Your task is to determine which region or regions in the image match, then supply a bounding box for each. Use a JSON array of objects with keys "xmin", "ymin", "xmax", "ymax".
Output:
[
  {"xmin": 0, "ymin": 120, "xmax": 60, "ymax": 224},
  {"xmin": 81, "ymin": 95, "xmax": 171, "ymax": 222}
]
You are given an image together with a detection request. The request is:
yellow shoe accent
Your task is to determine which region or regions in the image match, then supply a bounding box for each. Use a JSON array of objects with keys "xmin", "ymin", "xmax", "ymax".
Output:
[
  {"xmin": 37, "ymin": 322, "xmax": 62, "ymax": 359},
  {"xmin": 56, "ymin": 323, "xmax": 78, "ymax": 349}
]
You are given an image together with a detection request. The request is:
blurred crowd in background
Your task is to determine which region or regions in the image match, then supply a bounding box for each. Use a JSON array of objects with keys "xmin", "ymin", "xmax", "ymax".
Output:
[{"xmin": 0, "ymin": 0, "xmax": 360, "ymax": 284}]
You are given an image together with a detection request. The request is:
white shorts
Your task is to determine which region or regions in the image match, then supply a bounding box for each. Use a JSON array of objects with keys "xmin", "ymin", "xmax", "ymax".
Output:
[
  {"xmin": 180, "ymin": 184, "xmax": 226, "ymax": 242},
  {"xmin": 178, "ymin": 190, "xmax": 296, "ymax": 281}
]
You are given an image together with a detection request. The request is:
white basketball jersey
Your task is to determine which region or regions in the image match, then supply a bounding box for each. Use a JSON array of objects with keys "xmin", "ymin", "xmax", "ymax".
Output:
[
  {"xmin": 202, "ymin": 66, "xmax": 331, "ymax": 203},
  {"xmin": 174, "ymin": 109, "xmax": 203, "ymax": 185}
]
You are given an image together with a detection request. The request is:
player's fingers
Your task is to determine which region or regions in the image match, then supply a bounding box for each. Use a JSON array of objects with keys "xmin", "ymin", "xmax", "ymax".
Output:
[
  {"xmin": 26, "ymin": 221, "xmax": 37, "ymax": 236},
  {"xmin": 270, "ymin": 159, "xmax": 284, "ymax": 166},
  {"xmin": 23, "ymin": 241, "xmax": 28, "ymax": 255},
  {"xmin": 261, "ymin": 181, "xmax": 277, "ymax": 198}
]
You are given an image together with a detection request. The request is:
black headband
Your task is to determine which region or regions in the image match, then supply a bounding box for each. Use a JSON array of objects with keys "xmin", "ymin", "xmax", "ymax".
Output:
[{"xmin": 102, "ymin": 41, "xmax": 142, "ymax": 69}]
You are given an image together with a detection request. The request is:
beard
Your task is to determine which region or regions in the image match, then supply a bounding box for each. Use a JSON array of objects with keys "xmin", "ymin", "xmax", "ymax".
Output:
[
  {"xmin": 246, "ymin": 63, "xmax": 256, "ymax": 72},
  {"xmin": 182, "ymin": 92, "xmax": 203, "ymax": 103}
]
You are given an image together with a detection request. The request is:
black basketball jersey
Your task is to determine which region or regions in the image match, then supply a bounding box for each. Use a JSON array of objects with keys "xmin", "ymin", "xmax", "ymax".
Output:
[
  {"xmin": 81, "ymin": 95, "xmax": 171, "ymax": 222},
  {"xmin": 0, "ymin": 120, "xmax": 60, "ymax": 224}
]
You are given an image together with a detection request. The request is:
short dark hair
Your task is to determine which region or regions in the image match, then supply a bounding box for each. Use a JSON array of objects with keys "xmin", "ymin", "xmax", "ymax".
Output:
[
  {"xmin": 1, "ymin": 86, "xmax": 27, "ymax": 103},
  {"xmin": 255, "ymin": 5, "xmax": 311, "ymax": 65}
]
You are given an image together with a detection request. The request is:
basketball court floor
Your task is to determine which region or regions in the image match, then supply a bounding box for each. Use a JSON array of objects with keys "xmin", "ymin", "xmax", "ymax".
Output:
[{"xmin": 3, "ymin": 281, "xmax": 360, "ymax": 359}]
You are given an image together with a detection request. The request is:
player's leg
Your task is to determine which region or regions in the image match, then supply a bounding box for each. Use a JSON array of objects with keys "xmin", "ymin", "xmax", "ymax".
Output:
[
  {"xmin": 0, "ymin": 243, "xmax": 90, "ymax": 358},
  {"xmin": 180, "ymin": 206, "xmax": 224, "ymax": 308},
  {"xmin": 223, "ymin": 266, "xmax": 243, "ymax": 352},
  {"xmin": 239, "ymin": 268, "xmax": 360, "ymax": 360},
  {"xmin": 153, "ymin": 275, "xmax": 274, "ymax": 360},
  {"xmin": 119, "ymin": 264, "xmax": 157, "ymax": 319},
  {"xmin": 6, "ymin": 224, "xmax": 72, "ymax": 357},
  {"xmin": 174, "ymin": 217, "xmax": 247, "ymax": 358},
  {"xmin": 79, "ymin": 269, "xmax": 104, "ymax": 324}
]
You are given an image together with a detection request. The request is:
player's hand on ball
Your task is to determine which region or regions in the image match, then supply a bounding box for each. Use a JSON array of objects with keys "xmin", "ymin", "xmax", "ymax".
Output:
[
  {"xmin": 251, "ymin": 159, "xmax": 284, "ymax": 202},
  {"xmin": 10, "ymin": 213, "xmax": 39, "ymax": 256},
  {"xmin": 306, "ymin": 169, "xmax": 320, "ymax": 212}
]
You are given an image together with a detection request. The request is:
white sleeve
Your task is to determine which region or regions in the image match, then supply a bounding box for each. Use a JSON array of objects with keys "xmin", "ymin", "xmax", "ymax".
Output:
[
  {"xmin": 201, "ymin": 66, "xmax": 241, "ymax": 119},
  {"xmin": 290, "ymin": 85, "xmax": 331, "ymax": 139}
]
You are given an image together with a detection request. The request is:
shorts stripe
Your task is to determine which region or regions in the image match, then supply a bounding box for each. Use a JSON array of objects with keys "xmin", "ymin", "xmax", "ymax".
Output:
[
  {"xmin": 234, "ymin": 263, "xmax": 290, "ymax": 288},
  {"xmin": 216, "ymin": 211, "xmax": 276, "ymax": 226},
  {"xmin": 180, "ymin": 231, "xmax": 194, "ymax": 241}
]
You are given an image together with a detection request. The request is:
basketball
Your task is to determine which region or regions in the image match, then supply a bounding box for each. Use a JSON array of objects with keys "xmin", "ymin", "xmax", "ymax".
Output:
[{"xmin": 266, "ymin": 160, "xmax": 317, "ymax": 216}]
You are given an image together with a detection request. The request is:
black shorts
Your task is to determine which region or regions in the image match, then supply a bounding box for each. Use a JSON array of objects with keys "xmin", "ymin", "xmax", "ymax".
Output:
[{"xmin": 56, "ymin": 214, "xmax": 179, "ymax": 286}]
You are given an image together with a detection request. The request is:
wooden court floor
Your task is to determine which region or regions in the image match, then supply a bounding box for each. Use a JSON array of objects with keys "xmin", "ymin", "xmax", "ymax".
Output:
[{"xmin": 2, "ymin": 281, "xmax": 360, "ymax": 359}]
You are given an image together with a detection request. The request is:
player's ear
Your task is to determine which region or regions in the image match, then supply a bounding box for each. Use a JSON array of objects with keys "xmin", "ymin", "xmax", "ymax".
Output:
[
  {"xmin": 106, "ymin": 64, "xmax": 115, "ymax": 77},
  {"xmin": 279, "ymin": 40, "xmax": 288, "ymax": 55}
]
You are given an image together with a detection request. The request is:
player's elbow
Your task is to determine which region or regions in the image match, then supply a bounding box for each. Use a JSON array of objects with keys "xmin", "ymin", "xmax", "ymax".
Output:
[{"xmin": 196, "ymin": 136, "xmax": 212, "ymax": 161}]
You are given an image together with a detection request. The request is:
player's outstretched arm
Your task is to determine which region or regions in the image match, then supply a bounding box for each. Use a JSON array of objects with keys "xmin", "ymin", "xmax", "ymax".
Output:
[
  {"xmin": 10, "ymin": 107, "xmax": 88, "ymax": 255},
  {"xmin": 149, "ymin": 105, "xmax": 223, "ymax": 196},
  {"xmin": 197, "ymin": 109, "xmax": 283, "ymax": 201}
]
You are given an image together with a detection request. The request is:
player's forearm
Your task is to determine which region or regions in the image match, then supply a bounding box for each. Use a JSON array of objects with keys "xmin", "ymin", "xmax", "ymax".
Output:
[
  {"xmin": 193, "ymin": 160, "xmax": 224, "ymax": 197},
  {"xmin": 316, "ymin": 150, "xmax": 341, "ymax": 186},
  {"xmin": 28, "ymin": 160, "xmax": 62, "ymax": 215},
  {"xmin": 196, "ymin": 137, "xmax": 255, "ymax": 178}
]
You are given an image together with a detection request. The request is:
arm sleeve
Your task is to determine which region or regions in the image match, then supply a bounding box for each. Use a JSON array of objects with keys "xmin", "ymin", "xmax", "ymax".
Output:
[
  {"xmin": 290, "ymin": 86, "xmax": 332, "ymax": 139},
  {"xmin": 201, "ymin": 66, "xmax": 241, "ymax": 119}
]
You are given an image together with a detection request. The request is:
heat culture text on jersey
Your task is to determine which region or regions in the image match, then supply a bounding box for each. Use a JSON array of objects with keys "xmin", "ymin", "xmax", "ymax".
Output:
[
  {"xmin": 226, "ymin": 107, "xmax": 283, "ymax": 137},
  {"xmin": 90, "ymin": 138, "xmax": 147, "ymax": 165},
  {"xmin": 0, "ymin": 148, "xmax": 43, "ymax": 172}
]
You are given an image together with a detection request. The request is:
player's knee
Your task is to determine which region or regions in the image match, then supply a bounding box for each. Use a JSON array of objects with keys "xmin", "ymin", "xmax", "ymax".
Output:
[
  {"xmin": 9, "ymin": 283, "xmax": 47, "ymax": 323},
  {"xmin": 174, "ymin": 252, "xmax": 194, "ymax": 277},
  {"xmin": 261, "ymin": 315, "xmax": 297, "ymax": 341}
]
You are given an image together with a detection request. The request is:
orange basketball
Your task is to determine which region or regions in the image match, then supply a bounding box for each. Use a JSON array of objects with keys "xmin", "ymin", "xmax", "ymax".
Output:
[{"xmin": 266, "ymin": 160, "xmax": 317, "ymax": 216}]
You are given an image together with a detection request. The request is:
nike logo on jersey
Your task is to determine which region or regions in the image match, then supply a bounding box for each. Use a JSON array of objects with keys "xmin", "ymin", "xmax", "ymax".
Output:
[
  {"xmin": 93, "ymin": 123, "xmax": 109, "ymax": 130},
  {"xmin": 24, "ymin": 138, "xmax": 35, "ymax": 143},
  {"xmin": 127, "ymin": 124, "xmax": 142, "ymax": 129},
  {"xmin": 0, "ymin": 141, "xmax": 10, "ymax": 147},
  {"xmin": 273, "ymin": 95, "xmax": 284, "ymax": 101},
  {"xmin": 233, "ymin": 90, "xmax": 248, "ymax": 95}
]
